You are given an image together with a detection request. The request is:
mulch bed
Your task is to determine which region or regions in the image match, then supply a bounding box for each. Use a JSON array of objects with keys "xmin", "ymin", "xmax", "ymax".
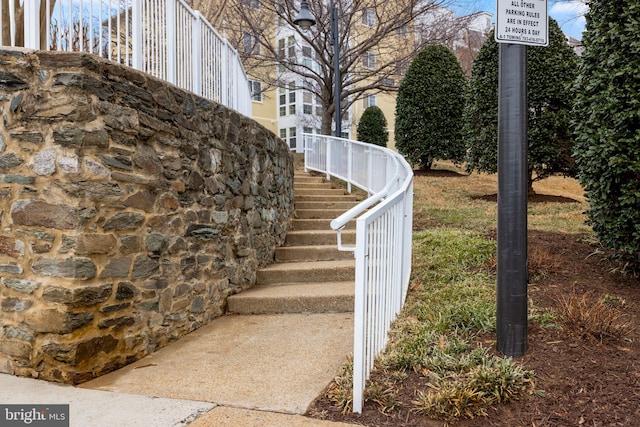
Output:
[{"xmin": 307, "ymin": 230, "xmax": 640, "ymax": 426}]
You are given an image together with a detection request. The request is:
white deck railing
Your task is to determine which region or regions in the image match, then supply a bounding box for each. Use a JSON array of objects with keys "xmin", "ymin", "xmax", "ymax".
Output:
[
  {"xmin": 0, "ymin": 0, "xmax": 250, "ymax": 116},
  {"xmin": 303, "ymin": 134, "xmax": 414, "ymax": 414}
]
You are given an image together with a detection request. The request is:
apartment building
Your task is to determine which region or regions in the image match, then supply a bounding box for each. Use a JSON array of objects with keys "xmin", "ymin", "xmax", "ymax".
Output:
[{"xmin": 202, "ymin": 1, "xmax": 491, "ymax": 151}]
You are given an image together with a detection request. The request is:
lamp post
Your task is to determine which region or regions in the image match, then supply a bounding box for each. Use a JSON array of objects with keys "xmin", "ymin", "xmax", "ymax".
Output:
[{"xmin": 294, "ymin": 0, "xmax": 342, "ymax": 138}]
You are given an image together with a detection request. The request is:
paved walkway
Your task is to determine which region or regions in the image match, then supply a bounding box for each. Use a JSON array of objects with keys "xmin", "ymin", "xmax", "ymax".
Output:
[{"xmin": 1, "ymin": 313, "xmax": 356, "ymax": 426}]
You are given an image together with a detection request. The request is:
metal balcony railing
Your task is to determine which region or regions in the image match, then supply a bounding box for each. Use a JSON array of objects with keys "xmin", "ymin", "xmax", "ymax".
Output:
[
  {"xmin": 303, "ymin": 133, "xmax": 414, "ymax": 413},
  {"xmin": 0, "ymin": 0, "xmax": 250, "ymax": 116}
]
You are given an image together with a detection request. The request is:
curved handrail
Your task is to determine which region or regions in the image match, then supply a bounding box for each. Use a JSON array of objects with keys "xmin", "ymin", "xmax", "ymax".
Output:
[{"xmin": 302, "ymin": 133, "xmax": 414, "ymax": 414}]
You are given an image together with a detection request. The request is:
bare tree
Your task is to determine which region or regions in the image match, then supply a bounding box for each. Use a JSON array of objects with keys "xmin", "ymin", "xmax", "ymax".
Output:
[{"xmin": 191, "ymin": 0, "xmax": 475, "ymax": 134}]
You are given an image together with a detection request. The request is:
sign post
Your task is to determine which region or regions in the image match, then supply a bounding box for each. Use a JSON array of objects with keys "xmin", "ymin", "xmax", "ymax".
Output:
[{"xmin": 494, "ymin": 0, "xmax": 547, "ymax": 358}]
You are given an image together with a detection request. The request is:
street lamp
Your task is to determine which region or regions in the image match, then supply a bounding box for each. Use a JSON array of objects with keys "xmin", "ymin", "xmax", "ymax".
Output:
[
  {"xmin": 293, "ymin": 0, "xmax": 316, "ymax": 30},
  {"xmin": 294, "ymin": 0, "xmax": 342, "ymax": 138}
]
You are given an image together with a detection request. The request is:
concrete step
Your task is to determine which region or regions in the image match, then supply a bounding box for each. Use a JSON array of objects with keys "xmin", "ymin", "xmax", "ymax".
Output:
[
  {"xmin": 295, "ymin": 200, "xmax": 359, "ymax": 210},
  {"xmin": 291, "ymin": 218, "xmax": 355, "ymax": 231},
  {"xmin": 275, "ymin": 245, "xmax": 353, "ymax": 262},
  {"xmin": 294, "ymin": 182, "xmax": 333, "ymax": 189},
  {"xmin": 227, "ymin": 282, "xmax": 354, "ymax": 314},
  {"xmin": 256, "ymin": 260, "xmax": 355, "ymax": 285},
  {"xmin": 295, "ymin": 188, "xmax": 347, "ymax": 196},
  {"xmin": 294, "ymin": 194, "xmax": 358, "ymax": 202},
  {"xmin": 284, "ymin": 229, "xmax": 355, "ymax": 246},
  {"xmin": 295, "ymin": 209, "xmax": 348, "ymax": 219}
]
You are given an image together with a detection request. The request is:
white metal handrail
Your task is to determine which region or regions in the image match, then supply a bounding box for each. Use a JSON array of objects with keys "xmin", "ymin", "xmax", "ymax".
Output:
[
  {"xmin": 0, "ymin": 0, "xmax": 250, "ymax": 116},
  {"xmin": 303, "ymin": 133, "xmax": 414, "ymax": 413}
]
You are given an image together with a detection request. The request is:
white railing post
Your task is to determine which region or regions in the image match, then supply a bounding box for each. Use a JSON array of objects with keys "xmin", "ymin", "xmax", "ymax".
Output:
[
  {"xmin": 192, "ymin": 11, "xmax": 202, "ymax": 96},
  {"xmin": 132, "ymin": 0, "xmax": 144, "ymax": 71},
  {"xmin": 23, "ymin": 0, "xmax": 40, "ymax": 49},
  {"xmin": 165, "ymin": 0, "xmax": 177, "ymax": 84},
  {"xmin": 352, "ymin": 219, "xmax": 367, "ymax": 414},
  {"xmin": 325, "ymin": 138, "xmax": 332, "ymax": 180},
  {"xmin": 221, "ymin": 41, "xmax": 229, "ymax": 107},
  {"xmin": 347, "ymin": 142, "xmax": 353, "ymax": 193}
]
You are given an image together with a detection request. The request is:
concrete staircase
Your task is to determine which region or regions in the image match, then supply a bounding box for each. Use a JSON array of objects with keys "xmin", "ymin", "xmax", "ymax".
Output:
[{"xmin": 227, "ymin": 170, "xmax": 359, "ymax": 314}]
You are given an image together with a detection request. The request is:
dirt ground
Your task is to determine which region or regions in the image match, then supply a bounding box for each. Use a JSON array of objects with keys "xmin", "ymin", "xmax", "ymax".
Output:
[{"xmin": 307, "ymin": 172, "xmax": 640, "ymax": 426}]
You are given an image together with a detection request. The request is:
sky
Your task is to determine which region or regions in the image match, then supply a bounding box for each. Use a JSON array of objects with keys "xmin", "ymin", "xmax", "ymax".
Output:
[{"xmin": 451, "ymin": 0, "xmax": 589, "ymax": 40}]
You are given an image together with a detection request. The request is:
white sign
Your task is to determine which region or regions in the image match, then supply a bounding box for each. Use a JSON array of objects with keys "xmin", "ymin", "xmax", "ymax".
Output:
[{"xmin": 495, "ymin": 0, "xmax": 548, "ymax": 46}]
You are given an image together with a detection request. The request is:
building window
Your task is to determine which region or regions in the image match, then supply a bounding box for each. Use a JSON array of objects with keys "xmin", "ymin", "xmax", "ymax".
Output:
[
  {"xmin": 249, "ymin": 80, "xmax": 262, "ymax": 102},
  {"xmin": 382, "ymin": 78, "xmax": 395, "ymax": 87},
  {"xmin": 363, "ymin": 94, "xmax": 376, "ymax": 108},
  {"xmin": 303, "ymin": 91, "xmax": 313, "ymax": 115},
  {"xmin": 278, "ymin": 87, "xmax": 286, "ymax": 116},
  {"xmin": 363, "ymin": 51, "xmax": 376, "ymax": 69},
  {"xmin": 278, "ymin": 83, "xmax": 297, "ymax": 117},
  {"xmin": 288, "ymin": 36, "xmax": 296, "ymax": 59},
  {"xmin": 362, "ymin": 8, "xmax": 375, "ymax": 27},
  {"xmin": 279, "ymin": 128, "xmax": 298, "ymax": 150},
  {"xmin": 302, "ymin": 45, "xmax": 314, "ymax": 69},
  {"xmin": 289, "ymin": 127, "xmax": 297, "ymax": 149},
  {"xmin": 243, "ymin": 32, "xmax": 260, "ymax": 54},
  {"xmin": 396, "ymin": 25, "xmax": 408, "ymax": 38},
  {"xmin": 242, "ymin": 0, "xmax": 260, "ymax": 9},
  {"xmin": 278, "ymin": 38, "xmax": 285, "ymax": 59}
]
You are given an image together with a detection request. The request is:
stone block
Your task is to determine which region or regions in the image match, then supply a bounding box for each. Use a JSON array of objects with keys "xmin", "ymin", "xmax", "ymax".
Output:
[
  {"xmin": 11, "ymin": 199, "xmax": 81, "ymax": 230},
  {"xmin": 119, "ymin": 235, "xmax": 142, "ymax": 254},
  {"xmin": 103, "ymin": 212, "xmax": 145, "ymax": 231},
  {"xmin": 76, "ymin": 234, "xmax": 117, "ymax": 255},
  {"xmin": 100, "ymin": 257, "xmax": 132, "ymax": 278},
  {"xmin": 1, "ymin": 298, "xmax": 33, "ymax": 312},
  {"xmin": 115, "ymin": 282, "xmax": 138, "ymax": 300},
  {"xmin": 42, "ymin": 284, "xmax": 112, "ymax": 307},
  {"xmin": 0, "ymin": 152, "xmax": 24, "ymax": 170},
  {"xmin": 132, "ymin": 256, "xmax": 159, "ymax": 279},
  {"xmin": 27, "ymin": 309, "xmax": 94, "ymax": 334},
  {"xmin": 1, "ymin": 278, "xmax": 40, "ymax": 294},
  {"xmin": 0, "ymin": 339, "xmax": 32, "ymax": 359},
  {"xmin": 123, "ymin": 190, "xmax": 156, "ymax": 212},
  {"xmin": 74, "ymin": 335, "xmax": 119, "ymax": 366},
  {"xmin": 32, "ymin": 257, "xmax": 97, "ymax": 280}
]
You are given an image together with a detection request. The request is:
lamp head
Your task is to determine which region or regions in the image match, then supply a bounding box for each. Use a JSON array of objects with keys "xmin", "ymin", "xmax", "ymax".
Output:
[{"xmin": 293, "ymin": 0, "xmax": 316, "ymax": 31}]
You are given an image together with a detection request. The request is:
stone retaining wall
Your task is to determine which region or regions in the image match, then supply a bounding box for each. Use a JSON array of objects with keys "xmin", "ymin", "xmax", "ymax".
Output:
[{"xmin": 0, "ymin": 49, "xmax": 294, "ymax": 383}]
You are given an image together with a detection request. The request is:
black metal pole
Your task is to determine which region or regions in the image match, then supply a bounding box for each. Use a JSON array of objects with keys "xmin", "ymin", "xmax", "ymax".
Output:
[
  {"xmin": 330, "ymin": 0, "xmax": 341, "ymax": 137},
  {"xmin": 496, "ymin": 43, "xmax": 528, "ymax": 357}
]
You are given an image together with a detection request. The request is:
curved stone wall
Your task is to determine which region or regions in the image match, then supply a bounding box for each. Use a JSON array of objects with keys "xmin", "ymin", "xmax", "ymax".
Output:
[{"xmin": 0, "ymin": 49, "xmax": 294, "ymax": 383}]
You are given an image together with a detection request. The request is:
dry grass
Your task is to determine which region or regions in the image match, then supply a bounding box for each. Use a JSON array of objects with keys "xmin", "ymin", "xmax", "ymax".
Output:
[
  {"xmin": 412, "ymin": 161, "xmax": 591, "ymax": 235},
  {"xmin": 528, "ymin": 246, "xmax": 563, "ymax": 278},
  {"xmin": 556, "ymin": 291, "xmax": 635, "ymax": 342}
]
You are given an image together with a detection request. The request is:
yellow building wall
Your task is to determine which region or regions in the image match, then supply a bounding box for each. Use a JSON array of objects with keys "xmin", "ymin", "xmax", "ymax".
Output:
[
  {"xmin": 349, "ymin": 91, "xmax": 399, "ymax": 151},
  {"xmin": 250, "ymin": 87, "xmax": 278, "ymax": 135}
]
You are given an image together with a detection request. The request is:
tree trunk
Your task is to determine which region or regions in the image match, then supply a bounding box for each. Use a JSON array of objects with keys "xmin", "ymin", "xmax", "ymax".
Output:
[
  {"xmin": 528, "ymin": 169, "xmax": 536, "ymax": 196},
  {"xmin": 320, "ymin": 99, "xmax": 333, "ymax": 136}
]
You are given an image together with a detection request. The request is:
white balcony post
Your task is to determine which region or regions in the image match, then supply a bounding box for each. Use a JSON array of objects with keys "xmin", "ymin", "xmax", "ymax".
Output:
[
  {"xmin": 221, "ymin": 42, "xmax": 229, "ymax": 107},
  {"xmin": 165, "ymin": 0, "xmax": 177, "ymax": 84},
  {"xmin": 191, "ymin": 12, "xmax": 202, "ymax": 96},
  {"xmin": 132, "ymin": 0, "xmax": 143, "ymax": 71},
  {"xmin": 23, "ymin": 0, "xmax": 40, "ymax": 49}
]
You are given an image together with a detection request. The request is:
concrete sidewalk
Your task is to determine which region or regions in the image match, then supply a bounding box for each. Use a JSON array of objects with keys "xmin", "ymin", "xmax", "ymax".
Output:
[{"xmin": 2, "ymin": 312, "xmax": 356, "ymax": 426}]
